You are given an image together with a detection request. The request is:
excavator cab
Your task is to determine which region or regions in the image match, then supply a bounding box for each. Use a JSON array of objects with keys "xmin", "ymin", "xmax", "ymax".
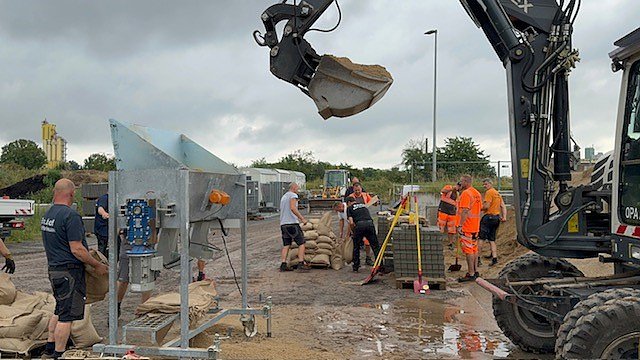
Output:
[{"xmin": 254, "ymin": 0, "xmax": 393, "ymax": 119}]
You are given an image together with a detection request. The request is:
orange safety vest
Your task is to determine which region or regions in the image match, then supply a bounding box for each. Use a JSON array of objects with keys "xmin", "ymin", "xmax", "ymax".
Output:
[
  {"xmin": 438, "ymin": 190, "xmax": 457, "ymax": 216},
  {"xmin": 458, "ymin": 187, "xmax": 482, "ymax": 233}
]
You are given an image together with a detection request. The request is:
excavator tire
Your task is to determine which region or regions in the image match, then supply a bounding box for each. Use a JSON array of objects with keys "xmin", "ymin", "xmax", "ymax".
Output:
[
  {"xmin": 493, "ymin": 253, "xmax": 584, "ymax": 354},
  {"xmin": 554, "ymin": 288, "xmax": 639, "ymax": 358},
  {"xmin": 560, "ymin": 294, "xmax": 640, "ymax": 359}
]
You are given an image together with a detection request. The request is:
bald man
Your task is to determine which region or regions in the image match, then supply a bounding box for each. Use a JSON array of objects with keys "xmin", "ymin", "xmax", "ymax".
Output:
[
  {"xmin": 344, "ymin": 177, "xmax": 365, "ymax": 200},
  {"xmin": 41, "ymin": 179, "xmax": 108, "ymax": 359}
]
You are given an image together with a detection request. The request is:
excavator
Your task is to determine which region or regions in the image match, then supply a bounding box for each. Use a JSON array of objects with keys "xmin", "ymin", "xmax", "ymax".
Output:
[{"xmin": 255, "ymin": 0, "xmax": 640, "ymax": 358}]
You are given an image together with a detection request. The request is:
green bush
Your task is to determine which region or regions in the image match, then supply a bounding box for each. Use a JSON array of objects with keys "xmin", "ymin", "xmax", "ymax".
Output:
[{"xmin": 0, "ymin": 163, "xmax": 40, "ymax": 189}]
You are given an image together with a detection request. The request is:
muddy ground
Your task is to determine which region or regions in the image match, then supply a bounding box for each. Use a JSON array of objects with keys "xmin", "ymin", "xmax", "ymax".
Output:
[{"xmin": 6, "ymin": 211, "xmax": 611, "ymax": 359}]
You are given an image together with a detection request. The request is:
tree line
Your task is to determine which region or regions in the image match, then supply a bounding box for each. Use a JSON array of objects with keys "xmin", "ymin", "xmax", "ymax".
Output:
[
  {"xmin": 2, "ymin": 135, "xmax": 498, "ymax": 181},
  {"xmin": 0, "ymin": 139, "xmax": 116, "ymax": 171},
  {"xmin": 252, "ymin": 136, "xmax": 496, "ymax": 182}
]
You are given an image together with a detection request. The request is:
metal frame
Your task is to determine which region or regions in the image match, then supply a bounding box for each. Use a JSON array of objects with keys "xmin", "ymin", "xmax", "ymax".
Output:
[{"xmin": 94, "ymin": 171, "xmax": 272, "ymax": 359}]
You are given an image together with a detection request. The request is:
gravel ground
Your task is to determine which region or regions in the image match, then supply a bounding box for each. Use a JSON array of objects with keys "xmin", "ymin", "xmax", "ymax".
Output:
[{"xmin": 5, "ymin": 211, "xmax": 610, "ymax": 359}]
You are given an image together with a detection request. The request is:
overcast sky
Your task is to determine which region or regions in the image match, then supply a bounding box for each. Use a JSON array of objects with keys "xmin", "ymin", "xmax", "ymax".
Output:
[{"xmin": 0, "ymin": 0, "xmax": 637, "ymax": 172}]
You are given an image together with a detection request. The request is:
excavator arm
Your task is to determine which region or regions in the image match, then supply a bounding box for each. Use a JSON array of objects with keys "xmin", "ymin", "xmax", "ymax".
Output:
[
  {"xmin": 256, "ymin": 0, "xmax": 610, "ymax": 258},
  {"xmin": 462, "ymin": 0, "xmax": 609, "ymax": 259},
  {"xmin": 254, "ymin": 0, "xmax": 393, "ymax": 119}
]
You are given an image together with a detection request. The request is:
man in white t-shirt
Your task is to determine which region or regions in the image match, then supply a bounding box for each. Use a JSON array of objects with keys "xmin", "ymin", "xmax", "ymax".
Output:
[{"xmin": 279, "ymin": 183, "xmax": 309, "ymax": 272}]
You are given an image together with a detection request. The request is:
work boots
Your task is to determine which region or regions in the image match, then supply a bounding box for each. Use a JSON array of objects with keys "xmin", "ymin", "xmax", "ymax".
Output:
[{"xmin": 279, "ymin": 262, "xmax": 293, "ymax": 272}]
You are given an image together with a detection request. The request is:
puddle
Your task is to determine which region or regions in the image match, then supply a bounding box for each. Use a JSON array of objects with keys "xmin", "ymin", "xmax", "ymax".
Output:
[
  {"xmin": 392, "ymin": 297, "xmax": 514, "ymax": 358},
  {"xmin": 322, "ymin": 297, "xmax": 521, "ymax": 358}
]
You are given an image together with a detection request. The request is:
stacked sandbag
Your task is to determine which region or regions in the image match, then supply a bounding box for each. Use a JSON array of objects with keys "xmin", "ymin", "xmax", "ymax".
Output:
[
  {"xmin": 288, "ymin": 211, "xmax": 341, "ymax": 268},
  {"xmin": 0, "ymin": 276, "xmax": 103, "ymax": 355}
]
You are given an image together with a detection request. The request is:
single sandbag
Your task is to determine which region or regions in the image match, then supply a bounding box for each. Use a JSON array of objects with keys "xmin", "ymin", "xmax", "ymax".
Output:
[
  {"xmin": 288, "ymin": 248, "xmax": 299, "ymax": 261},
  {"xmin": 311, "ymin": 254, "xmax": 330, "ymax": 266},
  {"xmin": 329, "ymin": 231, "xmax": 337, "ymax": 239},
  {"xmin": 304, "ymin": 254, "xmax": 314, "ymax": 263},
  {"xmin": 303, "ymin": 230, "xmax": 319, "ymax": 240},
  {"xmin": 319, "ymin": 211, "xmax": 333, "ymax": 227},
  {"xmin": 11, "ymin": 291, "xmax": 49, "ymax": 313},
  {"xmin": 317, "ymin": 242, "xmax": 334, "ymax": 251},
  {"xmin": 316, "ymin": 235, "xmax": 333, "ymax": 244},
  {"xmin": 30, "ymin": 310, "xmax": 52, "ymax": 340},
  {"xmin": 0, "ymin": 273, "xmax": 17, "ymax": 305},
  {"xmin": 301, "ymin": 222, "xmax": 314, "ymax": 231},
  {"xmin": 316, "ymin": 248, "xmax": 333, "ymax": 256},
  {"xmin": 0, "ymin": 338, "xmax": 44, "ymax": 355},
  {"xmin": 331, "ymin": 254, "xmax": 343, "ymax": 270},
  {"xmin": 309, "ymin": 219, "xmax": 320, "ymax": 225},
  {"xmin": 0, "ymin": 306, "xmax": 44, "ymax": 339},
  {"xmin": 85, "ymin": 250, "xmax": 109, "ymax": 304},
  {"xmin": 289, "ymin": 257, "xmax": 300, "ymax": 267},
  {"xmin": 35, "ymin": 293, "xmax": 56, "ymax": 314},
  {"xmin": 304, "ymin": 240, "xmax": 318, "ymax": 249},
  {"xmin": 343, "ymin": 237, "xmax": 354, "ymax": 264},
  {"xmin": 315, "ymin": 223, "xmax": 332, "ymax": 237},
  {"xmin": 70, "ymin": 305, "xmax": 102, "ymax": 348},
  {"xmin": 135, "ymin": 281, "xmax": 218, "ymax": 324}
]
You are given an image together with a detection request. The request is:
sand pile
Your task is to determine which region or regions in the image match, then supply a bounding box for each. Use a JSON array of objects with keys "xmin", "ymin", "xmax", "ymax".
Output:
[{"xmin": 326, "ymin": 55, "xmax": 392, "ymax": 79}]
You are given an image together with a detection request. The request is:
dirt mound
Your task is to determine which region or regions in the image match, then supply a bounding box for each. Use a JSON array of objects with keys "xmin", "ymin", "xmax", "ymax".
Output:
[
  {"xmin": 63, "ymin": 170, "xmax": 108, "ymax": 185},
  {"xmin": 0, "ymin": 175, "xmax": 46, "ymax": 198}
]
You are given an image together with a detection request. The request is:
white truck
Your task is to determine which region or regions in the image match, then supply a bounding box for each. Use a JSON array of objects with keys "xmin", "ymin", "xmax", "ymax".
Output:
[{"xmin": 0, "ymin": 198, "xmax": 35, "ymax": 239}]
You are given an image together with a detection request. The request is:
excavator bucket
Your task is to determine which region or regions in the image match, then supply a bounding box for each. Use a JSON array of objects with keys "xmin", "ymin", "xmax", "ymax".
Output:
[{"xmin": 308, "ymin": 55, "xmax": 393, "ymax": 119}]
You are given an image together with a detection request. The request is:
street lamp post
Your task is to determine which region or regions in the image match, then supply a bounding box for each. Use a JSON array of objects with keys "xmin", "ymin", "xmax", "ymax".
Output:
[{"xmin": 425, "ymin": 29, "xmax": 438, "ymax": 183}]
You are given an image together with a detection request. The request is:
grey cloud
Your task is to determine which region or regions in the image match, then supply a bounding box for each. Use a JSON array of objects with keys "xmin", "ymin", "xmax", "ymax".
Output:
[{"xmin": 0, "ymin": 1, "xmax": 638, "ymax": 169}]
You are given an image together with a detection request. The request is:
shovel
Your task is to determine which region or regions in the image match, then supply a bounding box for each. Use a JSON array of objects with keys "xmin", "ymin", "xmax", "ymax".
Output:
[
  {"xmin": 412, "ymin": 195, "xmax": 430, "ymax": 295},
  {"xmin": 448, "ymin": 237, "xmax": 463, "ymax": 272},
  {"xmin": 362, "ymin": 195, "xmax": 408, "ymax": 285},
  {"xmin": 308, "ymin": 55, "xmax": 393, "ymax": 119}
]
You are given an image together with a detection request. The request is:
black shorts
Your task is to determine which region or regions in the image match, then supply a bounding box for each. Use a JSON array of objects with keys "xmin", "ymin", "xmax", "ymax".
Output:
[
  {"xmin": 281, "ymin": 224, "xmax": 305, "ymax": 247},
  {"xmin": 48, "ymin": 265, "xmax": 86, "ymax": 322},
  {"xmin": 479, "ymin": 214, "xmax": 501, "ymax": 242}
]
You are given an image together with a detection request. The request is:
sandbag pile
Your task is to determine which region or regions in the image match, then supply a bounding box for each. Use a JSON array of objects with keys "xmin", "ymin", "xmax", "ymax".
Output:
[
  {"xmin": 288, "ymin": 211, "xmax": 343, "ymax": 269},
  {"xmin": 0, "ymin": 274, "xmax": 102, "ymax": 355},
  {"xmin": 135, "ymin": 280, "xmax": 217, "ymax": 325}
]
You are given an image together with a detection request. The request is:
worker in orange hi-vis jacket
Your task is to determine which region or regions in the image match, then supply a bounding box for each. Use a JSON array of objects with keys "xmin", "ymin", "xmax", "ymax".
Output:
[
  {"xmin": 437, "ymin": 184, "xmax": 459, "ymax": 250},
  {"xmin": 456, "ymin": 175, "xmax": 482, "ymax": 282}
]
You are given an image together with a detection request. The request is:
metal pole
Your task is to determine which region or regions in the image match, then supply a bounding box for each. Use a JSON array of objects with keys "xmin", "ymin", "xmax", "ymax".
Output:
[
  {"xmin": 410, "ymin": 163, "xmax": 414, "ymax": 184},
  {"xmin": 432, "ymin": 31, "xmax": 438, "ymax": 182},
  {"xmin": 179, "ymin": 170, "xmax": 190, "ymax": 350},
  {"xmin": 425, "ymin": 29, "xmax": 438, "ymax": 183},
  {"xmin": 241, "ymin": 175, "xmax": 248, "ymax": 310},
  {"xmin": 108, "ymin": 171, "xmax": 118, "ymax": 345},
  {"xmin": 497, "ymin": 161, "xmax": 502, "ymax": 191}
]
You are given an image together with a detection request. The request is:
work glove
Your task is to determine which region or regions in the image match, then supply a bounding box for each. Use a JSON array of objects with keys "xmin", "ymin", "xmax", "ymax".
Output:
[{"xmin": 2, "ymin": 257, "xmax": 15, "ymax": 274}]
